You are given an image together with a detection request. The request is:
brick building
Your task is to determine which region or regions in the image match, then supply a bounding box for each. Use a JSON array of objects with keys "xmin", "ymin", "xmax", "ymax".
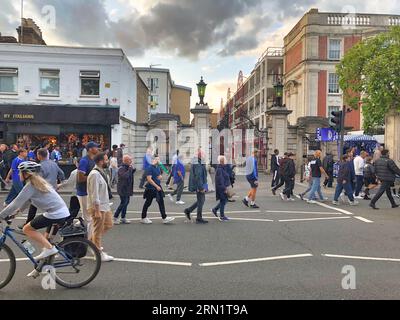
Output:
[{"xmin": 283, "ymin": 8, "xmax": 400, "ymax": 130}]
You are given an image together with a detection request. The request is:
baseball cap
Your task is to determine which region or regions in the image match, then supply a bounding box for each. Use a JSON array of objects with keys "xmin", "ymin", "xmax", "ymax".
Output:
[{"xmin": 86, "ymin": 141, "xmax": 100, "ymax": 150}]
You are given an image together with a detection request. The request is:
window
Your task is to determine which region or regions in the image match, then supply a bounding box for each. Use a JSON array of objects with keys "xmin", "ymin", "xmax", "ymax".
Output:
[
  {"xmin": 329, "ymin": 39, "xmax": 341, "ymax": 60},
  {"xmin": 0, "ymin": 68, "xmax": 18, "ymax": 94},
  {"xmin": 40, "ymin": 69, "xmax": 60, "ymax": 96},
  {"xmin": 80, "ymin": 71, "xmax": 100, "ymax": 97},
  {"xmin": 328, "ymin": 73, "xmax": 340, "ymax": 94},
  {"xmin": 148, "ymin": 95, "xmax": 159, "ymax": 109},
  {"xmin": 147, "ymin": 78, "xmax": 159, "ymax": 92},
  {"xmin": 328, "ymin": 106, "xmax": 341, "ymax": 126}
]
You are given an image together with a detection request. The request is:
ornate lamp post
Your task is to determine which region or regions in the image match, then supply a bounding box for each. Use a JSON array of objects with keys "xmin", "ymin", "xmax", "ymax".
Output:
[
  {"xmin": 274, "ymin": 79, "xmax": 284, "ymax": 107},
  {"xmin": 196, "ymin": 76, "xmax": 207, "ymax": 106}
]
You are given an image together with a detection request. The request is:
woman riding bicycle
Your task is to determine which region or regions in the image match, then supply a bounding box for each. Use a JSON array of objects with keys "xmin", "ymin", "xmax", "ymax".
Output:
[{"xmin": 0, "ymin": 161, "xmax": 70, "ymax": 263}]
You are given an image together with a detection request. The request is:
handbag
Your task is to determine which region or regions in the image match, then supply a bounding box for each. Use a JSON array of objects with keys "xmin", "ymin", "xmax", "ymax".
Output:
[{"xmin": 226, "ymin": 186, "xmax": 235, "ymax": 199}]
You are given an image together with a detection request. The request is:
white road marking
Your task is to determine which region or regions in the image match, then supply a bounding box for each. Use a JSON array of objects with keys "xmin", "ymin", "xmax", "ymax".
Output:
[
  {"xmin": 278, "ymin": 216, "xmax": 352, "ymax": 223},
  {"xmin": 113, "ymin": 258, "xmax": 192, "ymax": 267},
  {"xmin": 0, "ymin": 257, "xmax": 30, "ymax": 262},
  {"xmin": 353, "ymin": 216, "xmax": 374, "ymax": 223},
  {"xmin": 322, "ymin": 254, "xmax": 400, "ymax": 262},
  {"xmin": 125, "ymin": 210, "xmax": 261, "ymax": 215},
  {"xmin": 125, "ymin": 216, "xmax": 274, "ymax": 223},
  {"xmin": 199, "ymin": 253, "xmax": 314, "ymax": 267},
  {"xmin": 265, "ymin": 210, "xmax": 342, "ymax": 215}
]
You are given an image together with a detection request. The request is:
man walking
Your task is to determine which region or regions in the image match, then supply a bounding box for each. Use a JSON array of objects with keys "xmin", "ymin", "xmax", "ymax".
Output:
[
  {"xmin": 139, "ymin": 147, "xmax": 153, "ymax": 189},
  {"xmin": 271, "ymin": 149, "xmax": 280, "ymax": 188},
  {"xmin": 332, "ymin": 155, "xmax": 359, "ymax": 206},
  {"xmin": 370, "ymin": 149, "xmax": 400, "ymax": 210},
  {"xmin": 77, "ymin": 142, "xmax": 99, "ymax": 237},
  {"xmin": 281, "ymin": 153, "xmax": 296, "ymax": 201},
  {"xmin": 114, "ymin": 155, "xmax": 136, "ymax": 224},
  {"xmin": 272, "ymin": 153, "xmax": 288, "ymax": 195},
  {"xmin": 354, "ymin": 151, "xmax": 368, "ymax": 199},
  {"xmin": 168, "ymin": 153, "xmax": 186, "ymax": 205},
  {"xmin": 307, "ymin": 150, "xmax": 328, "ymax": 204},
  {"xmin": 141, "ymin": 156, "xmax": 175, "ymax": 225},
  {"xmin": 243, "ymin": 150, "xmax": 260, "ymax": 209},
  {"xmin": 322, "ymin": 152, "xmax": 334, "ymax": 188},
  {"xmin": 87, "ymin": 153, "xmax": 114, "ymax": 262},
  {"xmin": 185, "ymin": 149, "xmax": 209, "ymax": 224},
  {"xmin": 5, "ymin": 149, "xmax": 27, "ymax": 206},
  {"xmin": 116, "ymin": 144, "xmax": 125, "ymax": 167}
]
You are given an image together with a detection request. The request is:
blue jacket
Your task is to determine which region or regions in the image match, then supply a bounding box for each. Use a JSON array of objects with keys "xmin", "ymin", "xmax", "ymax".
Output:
[
  {"xmin": 143, "ymin": 154, "xmax": 152, "ymax": 171},
  {"xmin": 188, "ymin": 157, "xmax": 207, "ymax": 192},
  {"xmin": 215, "ymin": 165, "xmax": 230, "ymax": 201}
]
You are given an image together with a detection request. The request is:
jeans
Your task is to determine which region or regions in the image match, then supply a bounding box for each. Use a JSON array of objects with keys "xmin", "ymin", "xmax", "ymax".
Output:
[
  {"xmin": 142, "ymin": 191, "xmax": 167, "ymax": 219},
  {"xmin": 308, "ymin": 177, "xmax": 324, "ymax": 201},
  {"xmin": 114, "ymin": 195, "xmax": 131, "ymax": 219},
  {"xmin": 300, "ymin": 179, "xmax": 313, "ymax": 197},
  {"xmin": 334, "ymin": 182, "xmax": 355, "ymax": 202},
  {"xmin": 283, "ymin": 178, "xmax": 295, "ymax": 199},
  {"xmin": 371, "ymin": 181, "xmax": 397, "ymax": 207},
  {"xmin": 186, "ymin": 192, "xmax": 206, "ymax": 220},
  {"xmin": 213, "ymin": 198, "xmax": 227, "ymax": 218},
  {"xmin": 139, "ymin": 172, "xmax": 147, "ymax": 189},
  {"xmin": 354, "ymin": 175, "xmax": 364, "ymax": 197},
  {"xmin": 171, "ymin": 181, "xmax": 184, "ymax": 201},
  {"xmin": 5, "ymin": 180, "xmax": 24, "ymax": 205},
  {"xmin": 110, "ymin": 167, "xmax": 118, "ymax": 187}
]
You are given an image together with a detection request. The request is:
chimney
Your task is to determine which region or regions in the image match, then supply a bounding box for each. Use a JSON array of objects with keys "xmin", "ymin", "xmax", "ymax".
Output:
[
  {"xmin": 16, "ymin": 18, "xmax": 46, "ymax": 45},
  {"xmin": 0, "ymin": 32, "xmax": 18, "ymax": 43}
]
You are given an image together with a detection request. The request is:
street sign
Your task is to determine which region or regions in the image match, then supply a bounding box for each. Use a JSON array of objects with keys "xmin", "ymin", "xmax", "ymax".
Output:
[{"xmin": 316, "ymin": 128, "xmax": 339, "ymax": 142}]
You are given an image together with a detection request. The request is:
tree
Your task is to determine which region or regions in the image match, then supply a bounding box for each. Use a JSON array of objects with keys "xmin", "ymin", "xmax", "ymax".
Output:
[{"xmin": 336, "ymin": 26, "xmax": 400, "ymax": 131}]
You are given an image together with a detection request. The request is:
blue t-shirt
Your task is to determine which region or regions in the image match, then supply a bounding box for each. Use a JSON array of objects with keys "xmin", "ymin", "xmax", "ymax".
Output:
[
  {"xmin": 76, "ymin": 156, "xmax": 95, "ymax": 196},
  {"xmin": 11, "ymin": 157, "xmax": 25, "ymax": 183},
  {"xmin": 145, "ymin": 165, "xmax": 161, "ymax": 190},
  {"xmin": 27, "ymin": 151, "xmax": 36, "ymax": 161},
  {"xmin": 173, "ymin": 160, "xmax": 185, "ymax": 183}
]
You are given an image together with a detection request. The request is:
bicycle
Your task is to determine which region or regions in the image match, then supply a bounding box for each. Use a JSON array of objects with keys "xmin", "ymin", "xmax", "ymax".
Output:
[{"xmin": 0, "ymin": 217, "xmax": 101, "ymax": 290}]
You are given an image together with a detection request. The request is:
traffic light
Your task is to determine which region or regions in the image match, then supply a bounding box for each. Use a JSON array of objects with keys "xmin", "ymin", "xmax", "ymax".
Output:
[{"xmin": 330, "ymin": 111, "xmax": 343, "ymax": 133}]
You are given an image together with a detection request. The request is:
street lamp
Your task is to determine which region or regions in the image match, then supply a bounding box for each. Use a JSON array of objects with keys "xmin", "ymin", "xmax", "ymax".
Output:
[
  {"xmin": 274, "ymin": 79, "xmax": 284, "ymax": 107},
  {"xmin": 197, "ymin": 76, "xmax": 207, "ymax": 105}
]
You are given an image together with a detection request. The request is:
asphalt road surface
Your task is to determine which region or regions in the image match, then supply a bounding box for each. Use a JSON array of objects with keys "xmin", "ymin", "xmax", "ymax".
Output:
[{"xmin": 1, "ymin": 175, "xmax": 400, "ymax": 300}]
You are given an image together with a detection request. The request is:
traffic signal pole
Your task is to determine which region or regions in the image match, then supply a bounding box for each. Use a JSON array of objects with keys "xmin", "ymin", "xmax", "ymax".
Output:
[{"xmin": 338, "ymin": 105, "xmax": 346, "ymax": 160}]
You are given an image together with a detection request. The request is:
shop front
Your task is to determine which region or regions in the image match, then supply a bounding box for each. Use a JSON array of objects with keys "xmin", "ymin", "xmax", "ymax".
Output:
[{"xmin": 0, "ymin": 104, "xmax": 120, "ymax": 175}]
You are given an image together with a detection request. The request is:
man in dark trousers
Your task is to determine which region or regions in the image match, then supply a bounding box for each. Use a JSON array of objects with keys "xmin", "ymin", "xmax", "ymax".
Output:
[
  {"xmin": 114, "ymin": 155, "xmax": 136, "ymax": 225},
  {"xmin": 272, "ymin": 152, "xmax": 288, "ymax": 195},
  {"xmin": 281, "ymin": 153, "xmax": 296, "ymax": 201},
  {"xmin": 370, "ymin": 149, "xmax": 400, "ymax": 210},
  {"xmin": 322, "ymin": 152, "xmax": 335, "ymax": 188},
  {"xmin": 185, "ymin": 149, "xmax": 208, "ymax": 224},
  {"xmin": 271, "ymin": 149, "xmax": 280, "ymax": 188}
]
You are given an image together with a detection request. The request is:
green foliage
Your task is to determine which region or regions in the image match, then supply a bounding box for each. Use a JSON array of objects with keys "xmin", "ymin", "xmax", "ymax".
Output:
[{"xmin": 336, "ymin": 26, "xmax": 400, "ymax": 130}]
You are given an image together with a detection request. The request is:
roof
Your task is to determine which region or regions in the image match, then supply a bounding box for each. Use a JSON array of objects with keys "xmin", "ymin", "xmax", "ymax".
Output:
[
  {"xmin": 134, "ymin": 67, "xmax": 173, "ymax": 85},
  {"xmin": 172, "ymin": 84, "xmax": 192, "ymax": 93}
]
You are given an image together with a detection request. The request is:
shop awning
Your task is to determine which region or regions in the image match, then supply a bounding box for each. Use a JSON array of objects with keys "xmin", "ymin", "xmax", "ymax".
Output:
[{"xmin": 0, "ymin": 104, "xmax": 120, "ymax": 125}]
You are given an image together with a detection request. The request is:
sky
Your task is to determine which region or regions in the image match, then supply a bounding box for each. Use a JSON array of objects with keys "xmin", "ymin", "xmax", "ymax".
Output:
[{"xmin": 1, "ymin": 0, "xmax": 399, "ymax": 111}]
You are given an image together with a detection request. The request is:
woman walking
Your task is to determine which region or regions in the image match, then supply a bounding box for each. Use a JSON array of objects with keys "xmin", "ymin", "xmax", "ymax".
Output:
[{"xmin": 212, "ymin": 156, "xmax": 231, "ymax": 222}]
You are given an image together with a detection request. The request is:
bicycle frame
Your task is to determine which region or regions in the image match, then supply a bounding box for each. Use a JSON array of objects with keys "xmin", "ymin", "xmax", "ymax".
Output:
[{"xmin": 0, "ymin": 225, "xmax": 74, "ymax": 270}]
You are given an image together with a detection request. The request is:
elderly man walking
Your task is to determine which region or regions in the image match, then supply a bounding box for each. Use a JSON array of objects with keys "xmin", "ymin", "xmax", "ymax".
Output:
[
  {"xmin": 184, "ymin": 149, "xmax": 209, "ymax": 224},
  {"xmin": 114, "ymin": 155, "xmax": 136, "ymax": 225},
  {"xmin": 87, "ymin": 152, "xmax": 114, "ymax": 262}
]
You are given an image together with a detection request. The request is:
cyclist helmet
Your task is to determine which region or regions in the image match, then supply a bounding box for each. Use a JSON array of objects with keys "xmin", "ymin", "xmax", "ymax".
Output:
[{"xmin": 18, "ymin": 161, "xmax": 41, "ymax": 174}]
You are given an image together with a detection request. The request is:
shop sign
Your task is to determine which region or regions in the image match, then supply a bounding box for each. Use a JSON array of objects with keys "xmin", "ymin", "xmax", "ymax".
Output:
[{"xmin": 3, "ymin": 113, "xmax": 35, "ymax": 120}]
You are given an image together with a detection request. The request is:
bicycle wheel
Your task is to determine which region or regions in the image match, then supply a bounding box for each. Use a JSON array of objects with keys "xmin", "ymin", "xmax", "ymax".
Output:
[
  {"xmin": 49, "ymin": 238, "xmax": 101, "ymax": 289},
  {"xmin": 0, "ymin": 243, "xmax": 16, "ymax": 290}
]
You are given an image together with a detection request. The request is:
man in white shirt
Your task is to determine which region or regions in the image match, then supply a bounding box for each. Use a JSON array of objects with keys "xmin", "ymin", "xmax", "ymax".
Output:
[
  {"xmin": 354, "ymin": 151, "xmax": 368, "ymax": 199},
  {"xmin": 87, "ymin": 152, "xmax": 114, "ymax": 262}
]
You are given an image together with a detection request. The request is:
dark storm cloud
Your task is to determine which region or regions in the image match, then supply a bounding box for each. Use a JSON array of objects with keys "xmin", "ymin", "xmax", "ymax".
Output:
[{"xmin": 1, "ymin": 0, "xmax": 318, "ymax": 58}]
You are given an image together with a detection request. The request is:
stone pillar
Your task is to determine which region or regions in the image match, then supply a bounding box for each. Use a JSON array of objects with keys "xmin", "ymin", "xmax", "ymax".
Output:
[
  {"xmin": 191, "ymin": 103, "xmax": 213, "ymax": 160},
  {"xmin": 385, "ymin": 110, "xmax": 400, "ymax": 166},
  {"xmin": 266, "ymin": 106, "xmax": 293, "ymax": 168}
]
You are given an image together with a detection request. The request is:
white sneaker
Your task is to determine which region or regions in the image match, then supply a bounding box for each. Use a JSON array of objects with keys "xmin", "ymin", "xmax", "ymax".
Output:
[
  {"xmin": 34, "ymin": 246, "xmax": 58, "ymax": 261},
  {"xmin": 113, "ymin": 218, "xmax": 121, "ymax": 225},
  {"xmin": 350, "ymin": 201, "xmax": 359, "ymax": 206},
  {"xmin": 176, "ymin": 201, "xmax": 185, "ymax": 205},
  {"xmin": 280, "ymin": 193, "xmax": 286, "ymax": 201},
  {"xmin": 101, "ymin": 252, "xmax": 114, "ymax": 262},
  {"xmin": 355, "ymin": 196, "xmax": 364, "ymax": 200},
  {"xmin": 141, "ymin": 218, "xmax": 153, "ymax": 225},
  {"xmin": 288, "ymin": 198, "xmax": 295, "ymax": 202},
  {"xmin": 168, "ymin": 194, "xmax": 174, "ymax": 202},
  {"xmin": 332, "ymin": 201, "xmax": 339, "ymax": 206},
  {"xmin": 307, "ymin": 200, "xmax": 317, "ymax": 204},
  {"xmin": 163, "ymin": 217, "xmax": 175, "ymax": 224},
  {"xmin": 27, "ymin": 269, "xmax": 40, "ymax": 278}
]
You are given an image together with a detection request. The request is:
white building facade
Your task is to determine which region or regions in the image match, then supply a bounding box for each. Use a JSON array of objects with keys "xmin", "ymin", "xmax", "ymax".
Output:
[{"xmin": 0, "ymin": 43, "xmax": 143, "ymax": 156}]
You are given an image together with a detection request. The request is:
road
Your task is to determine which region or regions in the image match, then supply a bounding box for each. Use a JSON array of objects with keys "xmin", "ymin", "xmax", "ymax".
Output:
[{"xmin": 1, "ymin": 175, "xmax": 400, "ymax": 300}]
